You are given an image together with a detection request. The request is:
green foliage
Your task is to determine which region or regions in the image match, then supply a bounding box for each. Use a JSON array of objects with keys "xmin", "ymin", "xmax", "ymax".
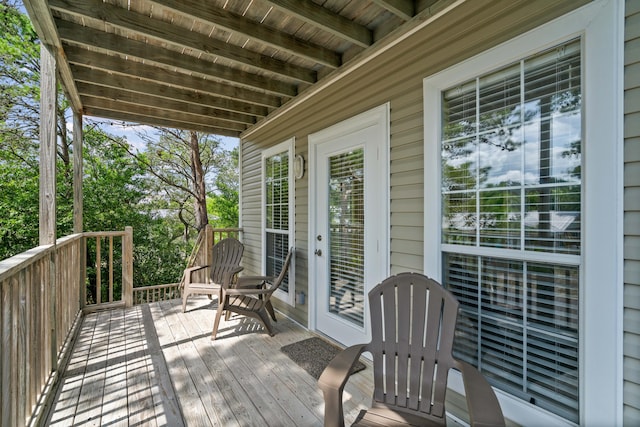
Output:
[
  {"xmin": 0, "ymin": 152, "xmax": 39, "ymax": 259},
  {"xmin": 0, "ymin": 2, "xmax": 43, "ymax": 147},
  {"xmin": 208, "ymin": 146, "xmax": 239, "ymax": 227},
  {"xmin": 0, "ymin": 4, "xmax": 240, "ymax": 292},
  {"xmin": 80, "ymin": 127, "xmax": 192, "ymax": 287}
]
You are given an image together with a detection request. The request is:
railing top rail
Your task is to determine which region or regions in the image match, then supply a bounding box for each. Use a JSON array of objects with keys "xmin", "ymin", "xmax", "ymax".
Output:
[
  {"xmin": 133, "ymin": 282, "xmax": 180, "ymax": 292},
  {"xmin": 0, "ymin": 244, "xmax": 54, "ymax": 281},
  {"xmin": 0, "ymin": 233, "xmax": 83, "ymax": 281},
  {"xmin": 83, "ymin": 230, "xmax": 127, "ymax": 238}
]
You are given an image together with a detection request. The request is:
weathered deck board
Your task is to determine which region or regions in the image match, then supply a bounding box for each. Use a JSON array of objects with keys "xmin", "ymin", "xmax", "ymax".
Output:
[{"xmin": 45, "ymin": 296, "xmax": 375, "ymax": 426}]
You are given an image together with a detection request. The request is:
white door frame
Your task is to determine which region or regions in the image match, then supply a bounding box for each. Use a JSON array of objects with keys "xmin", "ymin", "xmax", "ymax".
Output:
[{"xmin": 308, "ymin": 104, "xmax": 390, "ymax": 344}]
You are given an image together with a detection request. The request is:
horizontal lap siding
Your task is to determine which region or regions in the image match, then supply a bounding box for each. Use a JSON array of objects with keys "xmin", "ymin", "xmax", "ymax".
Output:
[
  {"xmin": 240, "ymin": 140, "xmax": 263, "ymax": 276},
  {"xmin": 240, "ymin": 0, "xmax": 589, "ymax": 326},
  {"xmin": 625, "ymin": 0, "xmax": 640, "ymax": 424}
]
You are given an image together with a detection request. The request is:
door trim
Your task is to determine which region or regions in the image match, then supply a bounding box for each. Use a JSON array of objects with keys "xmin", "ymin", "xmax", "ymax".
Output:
[{"xmin": 308, "ymin": 103, "xmax": 390, "ymax": 341}]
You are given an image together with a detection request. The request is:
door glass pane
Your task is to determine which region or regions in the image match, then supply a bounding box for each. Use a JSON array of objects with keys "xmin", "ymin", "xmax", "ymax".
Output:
[{"xmin": 328, "ymin": 149, "xmax": 365, "ymax": 327}]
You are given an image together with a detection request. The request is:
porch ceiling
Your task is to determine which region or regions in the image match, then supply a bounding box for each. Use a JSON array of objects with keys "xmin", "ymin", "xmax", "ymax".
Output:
[{"xmin": 23, "ymin": 0, "xmax": 446, "ymax": 138}]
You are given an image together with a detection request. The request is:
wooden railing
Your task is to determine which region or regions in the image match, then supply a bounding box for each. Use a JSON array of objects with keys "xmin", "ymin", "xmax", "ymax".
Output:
[
  {"xmin": 133, "ymin": 283, "xmax": 181, "ymax": 304},
  {"xmin": 134, "ymin": 226, "xmax": 242, "ymax": 305},
  {"xmin": 0, "ymin": 234, "xmax": 83, "ymax": 427},
  {"xmin": 0, "ymin": 226, "xmax": 240, "ymax": 425},
  {"xmin": 82, "ymin": 227, "xmax": 133, "ymax": 312}
]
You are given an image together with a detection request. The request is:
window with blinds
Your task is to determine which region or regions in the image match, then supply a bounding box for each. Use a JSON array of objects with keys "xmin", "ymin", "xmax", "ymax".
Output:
[
  {"xmin": 441, "ymin": 39, "xmax": 581, "ymax": 422},
  {"xmin": 328, "ymin": 149, "xmax": 365, "ymax": 327},
  {"xmin": 264, "ymin": 150, "xmax": 290, "ymax": 292}
]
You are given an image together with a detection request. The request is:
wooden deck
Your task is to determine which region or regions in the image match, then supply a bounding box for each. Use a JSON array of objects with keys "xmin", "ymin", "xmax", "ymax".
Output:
[{"xmin": 45, "ymin": 297, "xmax": 374, "ymax": 426}]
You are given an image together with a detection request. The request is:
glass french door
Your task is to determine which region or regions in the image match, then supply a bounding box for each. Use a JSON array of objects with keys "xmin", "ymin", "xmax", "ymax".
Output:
[{"xmin": 311, "ymin": 107, "xmax": 388, "ymax": 346}]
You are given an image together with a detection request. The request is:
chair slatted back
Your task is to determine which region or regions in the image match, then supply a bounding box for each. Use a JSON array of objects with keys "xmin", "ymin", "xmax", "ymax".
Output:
[
  {"xmin": 367, "ymin": 272, "xmax": 459, "ymax": 420},
  {"xmin": 209, "ymin": 238, "xmax": 244, "ymax": 284}
]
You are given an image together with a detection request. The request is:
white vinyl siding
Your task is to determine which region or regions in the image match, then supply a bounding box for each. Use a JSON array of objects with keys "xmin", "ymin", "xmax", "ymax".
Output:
[{"xmin": 241, "ymin": 2, "xmax": 586, "ymax": 329}]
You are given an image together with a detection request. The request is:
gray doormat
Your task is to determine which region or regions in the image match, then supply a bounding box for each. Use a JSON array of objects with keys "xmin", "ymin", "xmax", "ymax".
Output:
[{"xmin": 280, "ymin": 337, "xmax": 366, "ymax": 380}]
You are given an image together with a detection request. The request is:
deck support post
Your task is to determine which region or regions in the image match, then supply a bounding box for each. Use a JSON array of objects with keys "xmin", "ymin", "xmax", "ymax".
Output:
[
  {"xmin": 39, "ymin": 43, "xmax": 59, "ymax": 378},
  {"xmin": 72, "ymin": 112, "xmax": 87, "ymax": 308},
  {"xmin": 123, "ymin": 226, "xmax": 134, "ymax": 307},
  {"xmin": 73, "ymin": 112, "xmax": 83, "ymax": 234},
  {"xmin": 39, "ymin": 43, "xmax": 57, "ymax": 246}
]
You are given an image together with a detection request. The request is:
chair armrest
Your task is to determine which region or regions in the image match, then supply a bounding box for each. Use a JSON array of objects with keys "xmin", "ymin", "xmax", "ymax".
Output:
[
  {"xmin": 318, "ymin": 343, "xmax": 368, "ymax": 427},
  {"xmin": 236, "ymin": 275, "xmax": 276, "ymax": 289},
  {"xmin": 224, "ymin": 287, "xmax": 271, "ymax": 296},
  {"xmin": 455, "ymin": 360, "xmax": 505, "ymax": 427},
  {"xmin": 183, "ymin": 265, "xmax": 210, "ymax": 285}
]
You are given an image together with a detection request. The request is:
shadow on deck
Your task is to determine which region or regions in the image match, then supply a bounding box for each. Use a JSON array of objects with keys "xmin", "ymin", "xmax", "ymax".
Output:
[{"xmin": 45, "ymin": 297, "xmax": 373, "ymax": 426}]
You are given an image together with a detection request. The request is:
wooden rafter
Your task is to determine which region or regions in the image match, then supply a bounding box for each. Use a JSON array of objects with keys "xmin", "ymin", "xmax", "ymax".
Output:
[
  {"xmin": 49, "ymin": 0, "xmax": 317, "ymax": 84},
  {"xmin": 63, "ymin": 47, "xmax": 280, "ymax": 111},
  {"xmin": 56, "ymin": 19, "xmax": 298, "ymax": 97},
  {"xmin": 264, "ymin": 0, "xmax": 373, "ymax": 48},
  {"xmin": 22, "ymin": 0, "xmax": 435, "ymax": 136},
  {"xmin": 150, "ymin": 0, "xmax": 342, "ymax": 68},
  {"xmin": 76, "ymin": 83, "xmax": 257, "ymax": 125},
  {"xmin": 371, "ymin": 0, "xmax": 415, "ymax": 21}
]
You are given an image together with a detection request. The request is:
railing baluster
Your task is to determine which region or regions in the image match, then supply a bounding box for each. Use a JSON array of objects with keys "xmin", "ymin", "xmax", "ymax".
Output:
[
  {"xmin": 95, "ymin": 237, "xmax": 101, "ymax": 306},
  {"xmin": 109, "ymin": 236, "xmax": 113, "ymax": 303}
]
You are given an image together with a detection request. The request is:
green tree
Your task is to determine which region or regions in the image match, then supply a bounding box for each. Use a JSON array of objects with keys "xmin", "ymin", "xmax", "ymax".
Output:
[
  {"xmin": 0, "ymin": 1, "xmax": 74, "ymax": 256},
  {"xmin": 207, "ymin": 146, "xmax": 239, "ymax": 228},
  {"xmin": 82, "ymin": 126, "xmax": 190, "ymax": 287}
]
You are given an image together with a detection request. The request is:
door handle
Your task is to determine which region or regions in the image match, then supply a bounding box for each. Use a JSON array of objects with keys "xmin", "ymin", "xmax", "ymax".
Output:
[{"xmin": 314, "ymin": 249, "xmax": 322, "ymax": 256}]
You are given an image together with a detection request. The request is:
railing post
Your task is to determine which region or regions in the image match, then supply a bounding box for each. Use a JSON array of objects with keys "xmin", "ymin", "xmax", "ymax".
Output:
[
  {"xmin": 80, "ymin": 235, "xmax": 86, "ymax": 309},
  {"xmin": 122, "ymin": 227, "xmax": 133, "ymax": 307},
  {"xmin": 205, "ymin": 224, "xmax": 213, "ymax": 263},
  {"xmin": 49, "ymin": 249, "xmax": 57, "ymax": 373}
]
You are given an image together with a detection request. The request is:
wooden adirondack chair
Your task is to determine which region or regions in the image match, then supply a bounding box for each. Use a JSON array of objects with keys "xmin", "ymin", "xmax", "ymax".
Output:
[
  {"xmin": 318, "ymin": 272, "xmax": 505, "ymax": 427},
  {"xmin": 181, "ymin": 237, "xmax": 244, "ymax": 313},
  {"xmin": 211, "ymin": 248, "xmax": 293, "ymax": 340}
]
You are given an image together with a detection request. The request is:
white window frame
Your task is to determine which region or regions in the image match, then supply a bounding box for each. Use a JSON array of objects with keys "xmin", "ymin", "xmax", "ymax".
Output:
[
  {"xmin": 423, "ymin": 1, "xmax": 622, "ymax": 425},
  {"xmin": 262, "ymin": 138, "xmax": 295, "ymax": 305}
]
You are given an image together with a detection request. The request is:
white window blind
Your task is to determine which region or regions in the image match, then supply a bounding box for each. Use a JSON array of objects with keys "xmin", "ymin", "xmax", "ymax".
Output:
[
  {"xmin": 441, "ymin": 39, "xmax": 581, "ymax": 422},
  {"xmin": 328, "ymin": 149, "xmax": 365, "ymax": 327},
  {"xmin": 264, "ymin": 151, "xmax": 290, "ymax": 291}
]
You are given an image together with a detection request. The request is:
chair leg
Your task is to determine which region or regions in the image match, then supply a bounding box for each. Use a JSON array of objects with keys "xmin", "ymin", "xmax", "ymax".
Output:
[
  {"xmin": 265, "ymin": 301, "xmax": 277, "ymax": 322},
  {"xmin": 211, "ymin": 303, "xmax": 225, "ymax": 340},
  {"xmin": 182, "ymin": 289, "xmax": 189, "ymax": 313},
  {"xmin": 257, "ymin": 309, "xmax": 275, "ymax": 336}
]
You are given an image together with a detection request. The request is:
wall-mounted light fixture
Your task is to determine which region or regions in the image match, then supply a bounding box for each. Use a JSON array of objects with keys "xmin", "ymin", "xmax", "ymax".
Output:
[{"xmin": 294, "ymin": 154, "xmax": 305, "ymax": 179}]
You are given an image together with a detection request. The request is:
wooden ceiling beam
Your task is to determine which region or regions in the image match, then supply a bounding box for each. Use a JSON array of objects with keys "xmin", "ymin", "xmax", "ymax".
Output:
[
  {"xmin": 370, "ymin": 0, "xmax": 415, "ymax": 21},
  {"xmin": 83, "ymin": 107, "xmax": 242, "ymax": 137},
  {"xmin": 264, "ymin": 0, "xmax": 372, "ymax": 48},
  {"xmin": 76, "ymin": 83, "xmax": 256, "ymax": 125},
  {"xmin": 69, "ymin": 65, "xmax": 270, "ymax": 118},
  {"xmin": 151, "ymin": 0, "xmax": 342, "ymax": 68},
  {"xmin": 48, "ymin": 0, "xmax": 316, "ymax": 84},
  {"xmin": 81, "ymin": 97, "xmax": 247, "ymax": 132},
  {"xmin": 55, "ymin": 19, "xmax": 298, "ymax": 97},
  {"xmin": 64, "ymin": 45, "xmax": 281, "ymax": 110}
]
